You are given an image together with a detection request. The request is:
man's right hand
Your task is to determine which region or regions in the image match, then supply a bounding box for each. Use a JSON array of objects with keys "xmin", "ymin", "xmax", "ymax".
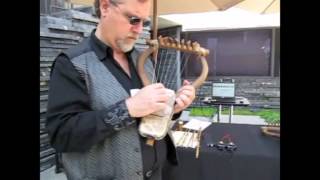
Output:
[{"xmin": 125, "ymin": 83, "xmax": 169, "ymax": 117}]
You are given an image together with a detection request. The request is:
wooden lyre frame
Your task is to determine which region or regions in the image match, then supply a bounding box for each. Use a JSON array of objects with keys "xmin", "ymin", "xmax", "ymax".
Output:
[{"xmin": 137, "ymin": 0, "xmax": 210, "ymax": 146}]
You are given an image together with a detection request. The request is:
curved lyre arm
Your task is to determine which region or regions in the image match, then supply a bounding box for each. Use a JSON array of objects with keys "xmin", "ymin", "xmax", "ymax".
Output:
[
  {"xmin": 137, "ymin": 36, "xmax": 209, "ymax": 89},
  {"xmin": 137, "ymin": 40, "xmax": 159, "ymax": 86},
  {"xmin": 192, "ymin": 56, "xmax": 209, "ymax": 89}
]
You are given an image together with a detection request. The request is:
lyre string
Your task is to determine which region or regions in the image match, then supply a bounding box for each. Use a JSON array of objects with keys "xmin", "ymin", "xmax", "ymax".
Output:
[
  {"xmin": 166, "ymin": 52, "xmax": 191, "ymax": 90},
  {"xmin": 156, "ymin": 49, "xmax": 166, "ymax": 83},
  {"xmin": 162, "ymin": 50, "xmax": 178, "ymax": 90},
  {"xmin": 179, "ymin": 53, "xmax": 192, "ymax": 79},
  {"xmin": 155, "ymin": 49, "xmax": 163, "ymax": 83},
  {"xmin": 152, "ymin": 49, "xmax": 164, "ymax": 84},
  {"xmin": 153, "ymin": 48, "xmax": 168, "ymax": 86},
  {"xmin": 158, "ymin": 49, "xmax": 170, "ymax": 84},
  {"xmin": 155, "ymin": 49, "xmax": 192, "ymax": 91},
  {"xmin": 151, "ymin": 49, "xmax": 159, "ymax": 84}
]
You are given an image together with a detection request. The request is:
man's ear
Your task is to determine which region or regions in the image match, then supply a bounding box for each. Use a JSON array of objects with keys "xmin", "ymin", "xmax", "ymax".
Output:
[{"xmin": 100, "ymin": 0, "xmax": 111, "ymax": 17}]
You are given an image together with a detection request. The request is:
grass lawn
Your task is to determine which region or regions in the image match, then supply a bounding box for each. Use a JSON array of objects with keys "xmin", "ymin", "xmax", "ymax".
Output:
[{"xmin": 190, "ymin": 107, "xmax": 280, "ymax": 124}]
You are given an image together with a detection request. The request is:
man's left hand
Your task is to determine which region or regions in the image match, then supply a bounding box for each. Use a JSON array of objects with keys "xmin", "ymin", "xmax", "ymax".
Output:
[{"xmin": 174, "ymin": 80, "xmax": 196, "ymax": 113}]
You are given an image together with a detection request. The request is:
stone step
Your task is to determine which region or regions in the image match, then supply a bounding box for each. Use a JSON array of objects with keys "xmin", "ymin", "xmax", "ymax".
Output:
[
  {"xmin": 40, "ymin": 95, "xmax": 48, "ymax": 101},
  {"xmin": 40, "ymin": 31, "xmax": 81, "ymax": 41},
  {"xmin": 40, "ymin": 56, "xmax": 56, "ymax": 62},
  {"xmin": 51, "ymin": 9, "xmax": 99, "ymax": 23}
]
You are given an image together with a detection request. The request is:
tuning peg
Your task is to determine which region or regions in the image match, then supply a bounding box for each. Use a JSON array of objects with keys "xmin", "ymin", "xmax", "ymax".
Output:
[
  {"xmin": 192, "ymin": 42, "xmax": 200, "ymax": 50},
  {"xmin": 186, "ymin": 40, "xmax": 192, "ymax": 51},
  {"xmin": 168, "ymin": 37, "xmax": 176, "ymax": 48},
  {"xmin": 180, "ymin": 39, "xmax": 187, "ymax": 50},
  {"xmin": 163, "ymin": 37, "xmax": 171, "ymax": 47},
  {"xmin": 176, "ymin": 39, "xmax": 182, "ymax": 49},
  {"xmin": 158, "ymin": 36, "xmax": 165, "ymax": 46},
  {"xmin": 171, "ymin": 38, "xmax": 180, "ymax": 48}
]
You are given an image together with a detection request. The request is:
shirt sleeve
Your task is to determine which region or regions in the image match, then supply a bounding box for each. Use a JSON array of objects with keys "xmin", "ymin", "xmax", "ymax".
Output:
[{"xmin": 46, "ymin": 54, "xmax": 135, "ymax": 153}]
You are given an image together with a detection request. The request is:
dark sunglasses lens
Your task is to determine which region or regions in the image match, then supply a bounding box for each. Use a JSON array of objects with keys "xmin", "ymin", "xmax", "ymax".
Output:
[
  {"xmin": 129, "ymin": 17, "xmax": 150, "ymax": 27},
  {"xmin": 129, "ymin": 17, "xmax": 141, "ymax": 25}
]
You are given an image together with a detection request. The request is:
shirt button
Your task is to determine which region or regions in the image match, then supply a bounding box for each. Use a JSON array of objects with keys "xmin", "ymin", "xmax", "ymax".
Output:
[{"xmin": 113, "ymin": 124, "xmax": 122, "ymax": 130}]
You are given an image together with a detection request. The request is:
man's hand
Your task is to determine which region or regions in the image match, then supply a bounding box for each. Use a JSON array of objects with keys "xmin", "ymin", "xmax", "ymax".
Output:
[
  {"xmin": 174, "ymin": 80, "xmax": 196, "ymax": 113},
  {"xmin": 126, "ymin": 83, "xmax": 169, "ymax": 117}
]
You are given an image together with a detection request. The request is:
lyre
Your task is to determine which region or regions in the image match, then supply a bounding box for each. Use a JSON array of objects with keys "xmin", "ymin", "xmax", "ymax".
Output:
[
  {"xmin": 136, "ymin": 0, "xmax": 209, "ymax": 146},
  {"xmin": 137, "ymin": 36, "xmax": 209, "ymax": 146}
]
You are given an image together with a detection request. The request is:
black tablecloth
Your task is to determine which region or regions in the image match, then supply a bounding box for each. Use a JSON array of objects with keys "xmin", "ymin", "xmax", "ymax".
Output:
[{"xmin": 163, "ymin": 123, "xmax": 280, "ymax": 180}]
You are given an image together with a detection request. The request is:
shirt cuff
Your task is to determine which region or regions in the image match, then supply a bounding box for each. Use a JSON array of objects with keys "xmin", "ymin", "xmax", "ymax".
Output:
[
  {"xmin": 101, "ymin": 100, "xmax": 135, "ymax": 131},
  {"xmin": 172, "ymin": 111, "xmax": 182, "ymax": 120}
]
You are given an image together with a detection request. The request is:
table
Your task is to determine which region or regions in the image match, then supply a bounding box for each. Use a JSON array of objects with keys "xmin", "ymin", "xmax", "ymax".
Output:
[
  {"xmin": 163, "ymin": 123, "xmax": 280, "ymax": 180},
  {"xmin": 202, "ymin": 96, "xmax": 250, "ymax": 123}
]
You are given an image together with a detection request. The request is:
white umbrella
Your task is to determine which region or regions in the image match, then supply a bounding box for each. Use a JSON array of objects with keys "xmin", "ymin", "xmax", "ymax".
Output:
[
  {"xmin": 69, "ymin": 0, "xmax": 279, "ymax": 30},
  {"xmin": 70, "ymin": 0, "xmax": 279, "ymax": 15},
  {"xmin": 69, "ymin": 0, "xmax": 246, "ymax": 15},
  {"xmin": 235, "ymin": 0, "xmax": 280, "ymax": 14}
]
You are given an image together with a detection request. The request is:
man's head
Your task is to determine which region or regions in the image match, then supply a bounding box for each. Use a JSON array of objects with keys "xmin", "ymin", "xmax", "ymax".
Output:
[{"xmin": 94, "ymin": 0, "xmax": 151, "ymax": 53}]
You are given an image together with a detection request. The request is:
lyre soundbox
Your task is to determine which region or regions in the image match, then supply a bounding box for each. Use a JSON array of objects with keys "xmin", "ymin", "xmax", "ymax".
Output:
[{"xmin": 138, "ymin": 89, "xmax": 176, "ymax": 142}]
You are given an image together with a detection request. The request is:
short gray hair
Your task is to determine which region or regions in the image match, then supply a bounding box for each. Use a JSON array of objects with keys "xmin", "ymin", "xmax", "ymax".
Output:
[
  {"xmin": 94, "ymin": 0, "xmax": 149, "ymax": 18},
  {"xmin": 94, "ymin": 0, "xmax": 122, "ymax": 18}
]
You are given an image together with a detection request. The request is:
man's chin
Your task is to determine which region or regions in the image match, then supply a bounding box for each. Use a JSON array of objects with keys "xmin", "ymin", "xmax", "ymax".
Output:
[
  {"xmin": 121, "ymin": 44, "xmax": 134, "ymax": 53},
  {"xmin": 117, "ymin": 39, "xmax": 136, "ymax": 52}
]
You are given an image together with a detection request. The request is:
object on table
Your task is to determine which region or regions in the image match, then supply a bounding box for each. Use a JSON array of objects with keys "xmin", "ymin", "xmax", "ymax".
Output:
[{"xmin": 261, "ymin": 126, "xmax": 280, "ymax": 138}]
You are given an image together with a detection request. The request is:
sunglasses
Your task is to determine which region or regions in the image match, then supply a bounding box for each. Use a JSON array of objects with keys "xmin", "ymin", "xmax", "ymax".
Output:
[
  {"xmin": 110, "ymin": 2, "xmax": 151, "ymax": 27},
  {"xmin": 126, "ymin": 15, "xmax": 151, "ymax": 27}
]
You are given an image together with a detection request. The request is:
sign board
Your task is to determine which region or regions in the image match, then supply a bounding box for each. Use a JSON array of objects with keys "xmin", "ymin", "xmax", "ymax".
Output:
[{"xmin": 212, "ymin": 82, "xmax": 235, "ymax": 98}]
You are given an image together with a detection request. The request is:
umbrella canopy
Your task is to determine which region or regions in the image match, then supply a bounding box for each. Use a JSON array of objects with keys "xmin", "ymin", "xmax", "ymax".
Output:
[
  {"xmin": 235, "ymin": 0, "xmax": 279, "ymax": 14},
  {"xmin": 70, "ymin": 0, "xmax": 279, "ymax": 15},
  {"xmin": 151, "ymin": 0, "xmax": 244, "ymax": 15},
  {"xmin": 69, "ymin": 0, "xmax": 280, "ymax": 29},
  {"xmin": 70, "ymin": 0, "xmax": 245, "ymax": 15}
]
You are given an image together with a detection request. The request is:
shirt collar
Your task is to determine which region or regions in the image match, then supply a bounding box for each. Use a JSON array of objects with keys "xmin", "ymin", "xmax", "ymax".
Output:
[{"xmin": 90, "ymin": 29, "xmax": 135, "ymax": 61}]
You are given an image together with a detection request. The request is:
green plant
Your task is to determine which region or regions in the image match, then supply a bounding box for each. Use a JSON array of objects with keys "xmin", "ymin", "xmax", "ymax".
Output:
[
  {"xmin": 189, "ymin": 107, "xmax": 280, "ymax": 124},
  {"xmin": 190, "ymin": 107, "xmax": 215, "ymax": 117},
  {"xmin": 257, "ymin": 110, "xmax": 280, "ymax": 124}
]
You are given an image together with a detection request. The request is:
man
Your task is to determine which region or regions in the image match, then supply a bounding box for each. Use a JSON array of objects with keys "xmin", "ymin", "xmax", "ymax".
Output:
[{"xmin": 46, "ymin": 0, "xmax": 195, "ymax": 179}]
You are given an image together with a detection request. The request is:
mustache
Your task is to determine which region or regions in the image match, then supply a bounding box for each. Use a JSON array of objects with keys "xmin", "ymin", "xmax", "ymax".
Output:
[{"xmin": 127, "ymin": 33, "xmax": 139, "ymax": 40}]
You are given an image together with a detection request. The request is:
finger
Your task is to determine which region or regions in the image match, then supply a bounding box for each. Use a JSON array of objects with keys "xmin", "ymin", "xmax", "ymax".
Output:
[
  {"xmin": 174, "ymin": 104, "xmax": 183, "ymax": 113},
  {"xmin": 156, "ymin": 88, "xmax": 168, "ymax": 95},
  {"xmin": 183, "ymin": 80, "xmax": 191, "ymax": 86},
  {"xmin": 175, "ymin": 97, "xmax": 185, "ymax": 108},
  {"xmin": 179, "ymin": 94, "xmax": 190, "ymax": 105},
  {"xmin": 154, "ymin": 103, "xmax": 167, "ymax": 111},
  {"xmin": 179, "ymin": 89, "xmax": 194, "ymax": 97},
  {"xmin": 155, "ymin": 94, "xmax": 169, "ymax": 102},
  {"xmin": 177, "ymin": 86, "xmax": 195, "ymax": 94},
  {"xmin": 152, "ymin": 83, "xmax": 165, "ymax": 89},
  {"xmin": 178, "ymin": 84, "xmax": 194, "ymax": 90}
]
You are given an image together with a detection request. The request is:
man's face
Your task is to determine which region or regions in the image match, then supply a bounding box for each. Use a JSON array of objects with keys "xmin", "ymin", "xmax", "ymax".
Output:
[{"xmin": 101, "ymin": 0, "xmax": 151, "ymax": 52}]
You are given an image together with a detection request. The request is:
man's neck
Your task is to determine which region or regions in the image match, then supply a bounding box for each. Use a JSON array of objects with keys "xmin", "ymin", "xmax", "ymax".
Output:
[
  {"xmin": 95, "ymin": 25, "xmax": 126, "ymax": 55},
  {"xmin": 95, "ymin": 25, "xmax": 130, "ymax": 76},
  {"xmin": 95, "ymin": 25, "xmax": 111, "ymax": 46}
]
